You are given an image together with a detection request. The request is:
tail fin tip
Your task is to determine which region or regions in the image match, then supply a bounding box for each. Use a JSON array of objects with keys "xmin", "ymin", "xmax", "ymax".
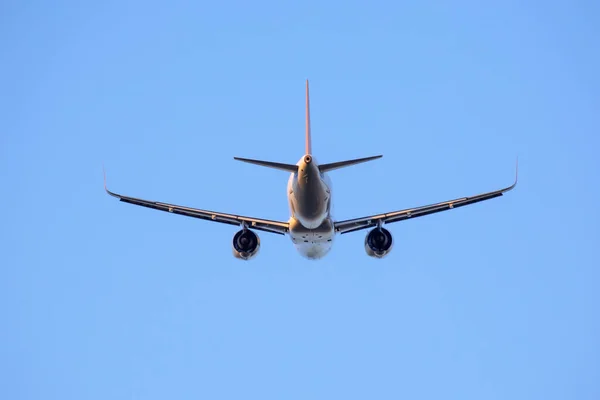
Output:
[{"xmin": 305, "ymin": 79, "xmax": 312, "ymax": 155}]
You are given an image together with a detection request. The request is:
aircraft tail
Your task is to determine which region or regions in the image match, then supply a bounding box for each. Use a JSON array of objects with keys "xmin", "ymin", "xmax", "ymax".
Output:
[
  {"xmin": 304, "ymin": 80, "xmax": 382, "ymax": 172},
  {"xmin": 232, "ymin": 81, "xmax": 312, "ymax": 174},
  {"xmin": 305, "ymin": 79, "xmax": 312, "ymax": 155},
  {"xmin": 234, "ymin": 81, "xmax": 381, "ymax": 174},
  {"xmin": 233, "ymin": 157, "xmax": 298, "ymax": 172},
  {"xmin": 319, "ymin": 155, "xmax": 383, "ymax": 173}
]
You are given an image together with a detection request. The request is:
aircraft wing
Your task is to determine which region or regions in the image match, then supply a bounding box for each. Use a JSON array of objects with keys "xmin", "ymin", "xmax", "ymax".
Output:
[
  {"xmin": 104, "ymin": 172, "xmax": 289, "ymax": 235},
  {"xmin": 334, "ymin": 162, "xmax": 518, "ymax": 234}
]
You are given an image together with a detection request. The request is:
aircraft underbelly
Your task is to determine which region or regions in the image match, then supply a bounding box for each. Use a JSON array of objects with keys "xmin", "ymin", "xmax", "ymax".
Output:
[
  {"xmin": 296, "ymin": 241, "xmax": 331, "ymax": 260},
  {"xmin": 289, "ymin": 217, "xmax": 334, "ymax": 260}
]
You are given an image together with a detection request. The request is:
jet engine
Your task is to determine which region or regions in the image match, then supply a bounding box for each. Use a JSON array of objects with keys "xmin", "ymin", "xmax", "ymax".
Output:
[
  {"xmin": 232, "ymin": 229, "xmax": 260, "ymax": 260},
  {"xmin": 364, "ymin": 227, "xmax": 393, "ymax": 258}
]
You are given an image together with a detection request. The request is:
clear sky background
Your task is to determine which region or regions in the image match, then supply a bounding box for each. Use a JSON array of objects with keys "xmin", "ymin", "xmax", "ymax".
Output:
[{"xmin": 1, "ymin": 1, "xmax": 599, "ymax": 399}]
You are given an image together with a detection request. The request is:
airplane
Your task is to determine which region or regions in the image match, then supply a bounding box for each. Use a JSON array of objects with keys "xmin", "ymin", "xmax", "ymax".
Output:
[{"xmin": 104, "ymin": 80, "xmax": 518, "ymax": 260}]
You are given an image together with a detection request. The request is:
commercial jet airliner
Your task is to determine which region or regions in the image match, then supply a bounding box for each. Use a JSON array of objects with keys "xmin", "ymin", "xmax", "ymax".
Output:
[{"xmin": 104, "ymin": 80, "xmax": 517, "ymax": 260}]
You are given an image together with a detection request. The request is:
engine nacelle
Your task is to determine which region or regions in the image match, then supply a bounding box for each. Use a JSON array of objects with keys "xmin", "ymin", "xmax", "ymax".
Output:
[
  {"xmin": 232, "ymin": 229, "xmax": 260, "ymax": 260},
  {"xmin": 364, "ymin": 227, "xmax": 393, "ymax": 258}
]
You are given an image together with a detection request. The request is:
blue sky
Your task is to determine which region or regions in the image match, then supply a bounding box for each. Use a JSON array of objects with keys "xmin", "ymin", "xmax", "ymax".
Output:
[{"xmin": 1, "ymin": 1, "xmax": 599, "ymax": 399}]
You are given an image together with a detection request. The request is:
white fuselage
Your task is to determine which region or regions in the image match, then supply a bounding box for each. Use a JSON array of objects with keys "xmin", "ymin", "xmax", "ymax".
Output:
[{"xmin": 287, "ymin": 155, "xmax": 335, "ymax": 259}]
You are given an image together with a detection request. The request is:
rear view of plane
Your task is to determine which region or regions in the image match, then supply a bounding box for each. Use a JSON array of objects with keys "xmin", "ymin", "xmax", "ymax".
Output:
[{"xmin": 104, "ymin": 79, "xmax": 517, "ymax": 261}]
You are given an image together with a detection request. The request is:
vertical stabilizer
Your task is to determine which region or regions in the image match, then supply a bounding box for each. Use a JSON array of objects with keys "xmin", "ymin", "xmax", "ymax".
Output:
[{"xmin": 305, "ymin": 79, "xmax": 312, "ymax": 155}]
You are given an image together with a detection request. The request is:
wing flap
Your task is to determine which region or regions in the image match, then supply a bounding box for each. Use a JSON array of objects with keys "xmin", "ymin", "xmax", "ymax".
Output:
[
  {"xmin": 335, "ymin": 161, "xmax": 518, "ymax": 234},
  {"xmin": 104, "ymin": 171, "xmax": 289, "ymax": 235}
]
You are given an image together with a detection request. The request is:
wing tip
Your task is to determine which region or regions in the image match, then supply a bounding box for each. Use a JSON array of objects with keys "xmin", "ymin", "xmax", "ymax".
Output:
[
  {"xmin": 102, "ymin": 165, "xmax": 120, "ymax": 198},
  {"xmin": 103, "ymin": 164, "xmax": 107, "ymax": 190},
  {"xmin": 505, "ymin": 156, "xmax": 519, "ymax": 192},
  {"xmin": 514, "ymin": 156, "xmax": 519, "ymax": 186}
]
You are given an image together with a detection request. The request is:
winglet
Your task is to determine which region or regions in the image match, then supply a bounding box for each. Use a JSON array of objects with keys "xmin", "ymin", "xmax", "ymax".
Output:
[
  {"xmin": 103, "ymin": 165, "xmax": 120, "ymax": 198},
  {"xmin": 305, "ymin": 79, "xmax": 312, "ymax": 155},
  {"xmin": 504, "ymin": 156, "xmax": 519, "ymax": 192},
  {"xmin": 513, "ymin": 156, "xmax": 519, "ymax": 187},
  {"xmin": 103, "ymin": 164, "xmax": 107, "ymax": 191}
]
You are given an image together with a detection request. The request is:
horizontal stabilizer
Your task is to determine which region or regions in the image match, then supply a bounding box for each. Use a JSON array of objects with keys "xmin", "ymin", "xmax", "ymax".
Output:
[
  {"xmin": 319, "ymin": 155, "xmax": 383, "ymax": 173},
  {"xmin": 234, "ymin": 157, "xmax": 298, "ymax": 172}
]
